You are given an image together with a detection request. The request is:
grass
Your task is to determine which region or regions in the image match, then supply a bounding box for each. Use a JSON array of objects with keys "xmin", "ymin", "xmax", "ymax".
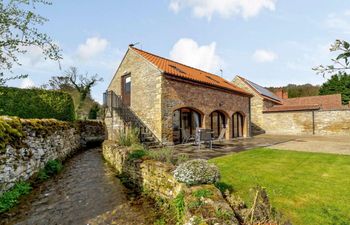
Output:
[
  {"xmin": 0, "ymin": 159, "xmax": 63, "ymax": 213},
  {"xmin": 172, "ymin": 191, "xmax": 185, "ymax": 223},
  {"xmin": 210, "ymin": 148, "xmax": 350, "ymax": 225},
  {"xmin": 0, "ymin": 182, "xmax": 32, "ymax": 213},
  {"xmin": 37, "ymin": 159, "xmax": 63, "ymax": 182}
]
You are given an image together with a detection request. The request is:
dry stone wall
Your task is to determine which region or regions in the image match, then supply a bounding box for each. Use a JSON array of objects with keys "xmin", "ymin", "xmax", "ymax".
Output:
[
  {"xmin": 0, "ymin": 117, "xmax": 105, "ymax": 195},
  {"xmin": 102, "ymin": 141, "xmax": 239, "ymax": 224},
  {"xmin": 102, "ymin": 141, "xmax": 184, "ymax": 199}
]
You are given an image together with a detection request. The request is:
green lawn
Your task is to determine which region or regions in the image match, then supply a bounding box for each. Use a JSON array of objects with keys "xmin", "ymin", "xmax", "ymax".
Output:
[{"xmin": 210, "ymin": 148, "xmax": 350, "ymax": 225}]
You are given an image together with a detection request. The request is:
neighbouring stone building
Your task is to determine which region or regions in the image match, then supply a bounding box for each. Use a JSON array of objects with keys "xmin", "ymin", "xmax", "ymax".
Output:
[
  {"xmin": 105, "ymin": 46, "xmax": 252, "ymax": 145},
  {"xmin": 233, "ymin": 76, "xmax": 350, "ymax": 136}
]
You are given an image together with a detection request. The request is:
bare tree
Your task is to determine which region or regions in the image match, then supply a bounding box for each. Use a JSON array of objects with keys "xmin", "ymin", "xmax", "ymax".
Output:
[{"xmin": 65, "ymin": 67, "xmax": 103, "ymax": 104}]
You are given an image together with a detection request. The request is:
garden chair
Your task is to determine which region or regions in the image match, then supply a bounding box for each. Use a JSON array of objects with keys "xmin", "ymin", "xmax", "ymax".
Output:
[
  {"xmin": 217, "ymin": 127, "xmax": 226, "ymax": 143},
  {"xmin": 181, "ymin": 127, "xmax": 194, "ymax": 144}
]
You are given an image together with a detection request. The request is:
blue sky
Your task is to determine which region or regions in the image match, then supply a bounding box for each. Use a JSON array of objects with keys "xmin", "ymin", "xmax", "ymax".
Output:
[{"xmin": 6, "ymin": 0, "xmax": 350, "ymax": 103}]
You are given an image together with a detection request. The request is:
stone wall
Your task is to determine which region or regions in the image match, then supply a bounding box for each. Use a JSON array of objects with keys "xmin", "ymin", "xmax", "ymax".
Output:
[
  {"xmin": 107, "ymin": 48, "xmax": 163, "ymax": 141},
  {"xmin": 0, "ymin": 117, "xmax": 105, "ymax": 195},
  {"xmin": 162, "ymin": 77, "xmax": 251, "ymax": 143},
  {"xmin": 263, "ymin": 111, "xmax": 313, "ymax": 135},
  {"xmin": 232, "ymin": 76, "xmax": 264, "ymax": 129},
  {"xmin": 263, "ymin": 110, "xmax": 350, "ymax": 136},
  {"xmin": 315, "ymin": 110, "xmax": 350, "ymax": 136},
  {"xmin": 102, "ymin": 141, "xmax": 184, "ymax": 199},
  {"xmin": 102, "ymin": 141, "xmax": 238, "ymax": 224}
]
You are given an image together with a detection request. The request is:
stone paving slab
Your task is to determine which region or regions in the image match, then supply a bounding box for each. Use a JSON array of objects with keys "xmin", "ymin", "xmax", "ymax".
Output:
[
  {"xmin": 172, "ymin": 135, "xmax": 295, "ymax": 160},
  {"xmin": 268, "ymin": 135, "xmax": 350, "ymax": 155},
  {"xmin": 172, "ymin": 134, "xmax": 350, "ymax": 160}
]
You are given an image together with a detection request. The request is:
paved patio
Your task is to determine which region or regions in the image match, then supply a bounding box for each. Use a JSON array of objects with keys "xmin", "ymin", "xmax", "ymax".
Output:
[{"xmin": 171, "ymin": 134, "xmax": 350, "ymax": 160}]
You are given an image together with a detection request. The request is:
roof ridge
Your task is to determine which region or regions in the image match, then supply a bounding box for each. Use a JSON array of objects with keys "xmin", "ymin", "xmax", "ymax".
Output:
[
  {"xmin": 238, "ymin": 75, "xmax": 282, "ymax": 103},
  {"xmin": 130, "ymin": 46, "xmax": 252, "ymax": 96},
  {"xmin": 131, "ymin": 46, "xmax": 223, "ymax": 78}
]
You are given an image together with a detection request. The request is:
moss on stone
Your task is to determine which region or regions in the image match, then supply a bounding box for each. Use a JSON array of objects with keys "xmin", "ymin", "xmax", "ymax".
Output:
[
  {"xmin": 0, "ymin": 117, "xmax": 25, "ymax": 153},
  {"xmin": 0, "ymin": 116, "xmax": 78, "ymax": 153}
]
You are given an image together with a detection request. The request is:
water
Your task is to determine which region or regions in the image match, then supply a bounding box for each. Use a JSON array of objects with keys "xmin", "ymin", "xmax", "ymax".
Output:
[{"xmin": 1, "ymin": 148, "xmax": 156, "ymax": 225}]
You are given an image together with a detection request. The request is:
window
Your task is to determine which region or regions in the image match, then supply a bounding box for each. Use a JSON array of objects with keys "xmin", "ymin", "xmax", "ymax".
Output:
[{"xmin": 124, "ymin": 76, "xmax": 131, "ymax": 93}]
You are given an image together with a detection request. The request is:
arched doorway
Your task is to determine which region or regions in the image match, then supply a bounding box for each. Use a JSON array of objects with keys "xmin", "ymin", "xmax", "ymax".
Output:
[
  {"xmin": 232, "ymin": 112, "xmax": 244, "ymax": 138},
  {"xmin": 210, "ymin": 111, "xmax": 226, "ymax": 138},
  {"xmin": 173, "ymin": 108, "xmax": 202, "ymax": 144}
]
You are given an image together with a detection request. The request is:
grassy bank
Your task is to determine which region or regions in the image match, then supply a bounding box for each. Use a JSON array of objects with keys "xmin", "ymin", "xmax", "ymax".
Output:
[
  {"xmin": 210, "ymin": 148, "xmax": 350, "ymax": 224},
  {"xmin": 0, "ymin": 159, "xmax": 63, "ymax": 213}
]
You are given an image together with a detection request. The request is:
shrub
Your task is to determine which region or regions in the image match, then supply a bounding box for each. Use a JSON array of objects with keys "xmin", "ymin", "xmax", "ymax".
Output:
[
  {"xmin": 0, "ymin": 87, "xmax": 75, "ymax": 121},
  {"xmin": 148, "ymin": 148, "xmax": 190, "ymax": 165},
  {"xmin": 128, "ymin": 149, "xmax": 148, "ymax": 161},
  {"xmin": 215, "ymin": 181, "xmax": 234, "ymax": 195},
  {"xmin": 0, "ymin": 182, "xmax": 32, "ymax": 213},
  {"xmin": 173, "ymin": 159, "xmax": 220, "ymax": 185},
  {"xmin": 148, "ymin": 148, "xmax": 174, "ymax": 164},
  {"xmin": 175, "ymin": 153, "xmax": 190, "ymax": 165},
  {"xmin": 37, "ymin": 159, "xmax": 63, "ymax": 182},
  {"xmin": 117, "ymin": 128, "xmax": 140, "ymax": 147}
]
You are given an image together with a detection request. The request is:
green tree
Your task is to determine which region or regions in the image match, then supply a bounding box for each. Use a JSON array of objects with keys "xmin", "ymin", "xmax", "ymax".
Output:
[
  {"xmin": 0, "ymin": 0, "xmax": 61, "ymax": 85},
  {"xmin": 319, "ymin": 72, "xmax": 350, "ymax": 105},
  {"xmin": 313, "ymin": 39, "xmax": 350, "ymax": 104}
]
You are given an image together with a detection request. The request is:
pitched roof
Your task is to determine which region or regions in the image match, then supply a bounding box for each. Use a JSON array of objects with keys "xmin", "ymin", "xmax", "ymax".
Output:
[
  {"xmin": 130, "ymin": 47, "xmax": 251, "ymax": 96},
  {"xmin": 282, "ymin": 94, "xmax": 343, "ymax": 110},
  {"xmin": 263, "ymin": 104, "xmax": 320, "ymax": 113},
  {"xmin": 236, "ymin": 76, "xmax": 282, "ymax": 104}
]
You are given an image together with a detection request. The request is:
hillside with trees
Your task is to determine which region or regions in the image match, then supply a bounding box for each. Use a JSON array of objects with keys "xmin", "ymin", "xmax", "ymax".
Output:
[{"xmin": 267, "ymin": 84, "xmax": 320, "ymax": 98}]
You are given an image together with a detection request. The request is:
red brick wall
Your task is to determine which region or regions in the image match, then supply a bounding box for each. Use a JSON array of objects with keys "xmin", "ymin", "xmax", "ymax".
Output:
[{"xmin": 161, "ymin": 77, "xmax": 251, "ymax": 143}]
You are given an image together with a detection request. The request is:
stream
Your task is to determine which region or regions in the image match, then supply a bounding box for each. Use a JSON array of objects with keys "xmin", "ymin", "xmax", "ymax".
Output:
[{"xmin": 0, "ymin": 147, "xmax": 156, "ymax": 225}]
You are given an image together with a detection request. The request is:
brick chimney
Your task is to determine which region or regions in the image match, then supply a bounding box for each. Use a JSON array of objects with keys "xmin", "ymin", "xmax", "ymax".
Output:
[{"xmin": 273, "ymin": 88, "xmax": 288, "ymax": 99}]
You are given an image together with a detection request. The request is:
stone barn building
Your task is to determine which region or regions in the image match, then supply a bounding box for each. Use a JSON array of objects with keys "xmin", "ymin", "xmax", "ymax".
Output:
[
  {"xmin": 104, "ymin": 46, "xmax": 252, "ymax": 145},
  {"xmin": 233, "ymin": 76, "xmax": 350, "ymax": 136}
]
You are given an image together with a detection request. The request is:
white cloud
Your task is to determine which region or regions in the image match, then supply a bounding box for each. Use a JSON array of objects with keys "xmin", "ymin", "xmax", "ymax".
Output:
[
  {"xmin": 77, "ymin": 37, "xmax": 109, "ymax": 60},
  {"xmin": 170, "ymin": 38, "xmax": 222, "ymax": 72},
  {"xmin": 169, "ymin": 0, "xmax": 277, "ymax": 20},
  {"xmin": 326, "ymin": 10, "xmax": 350, "ymax": 34},
  {"xmin": 20, "ymin": 78, "xmax": 35, "ymax": 89},
  {"xmin": 252, "ymin": 49, "xmax": 278, "ymax": 63}
]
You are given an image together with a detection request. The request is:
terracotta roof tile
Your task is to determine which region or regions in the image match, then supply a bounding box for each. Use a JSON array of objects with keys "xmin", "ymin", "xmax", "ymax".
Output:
[{"xmin": 130, "ymin": 47, "xmax": 251, "ymax": 96}]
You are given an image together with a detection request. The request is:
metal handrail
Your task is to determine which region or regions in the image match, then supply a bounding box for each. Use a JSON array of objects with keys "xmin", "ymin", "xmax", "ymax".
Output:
[{"xmin": 103, "ymin": 90, "xmax": 161, "ymax": 144}]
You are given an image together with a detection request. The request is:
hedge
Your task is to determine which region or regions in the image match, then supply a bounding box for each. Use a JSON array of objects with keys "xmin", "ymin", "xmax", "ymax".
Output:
[{"xmin": 0, "ymin": 87, "xmax": 75, "ymax": 121}]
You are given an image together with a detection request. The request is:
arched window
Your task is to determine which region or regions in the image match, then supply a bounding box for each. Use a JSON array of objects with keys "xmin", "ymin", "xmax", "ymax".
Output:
[
  {"xmin": 210, "ymin": 111, "xmax": 226, "ymax": 138},
  {"xmin": 173, "ymin": 108, "xmax": 202, "ymax": 144},
  {"xmin": 232, "ymin": 112, "xmax": 244, "ymax": 138}
]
